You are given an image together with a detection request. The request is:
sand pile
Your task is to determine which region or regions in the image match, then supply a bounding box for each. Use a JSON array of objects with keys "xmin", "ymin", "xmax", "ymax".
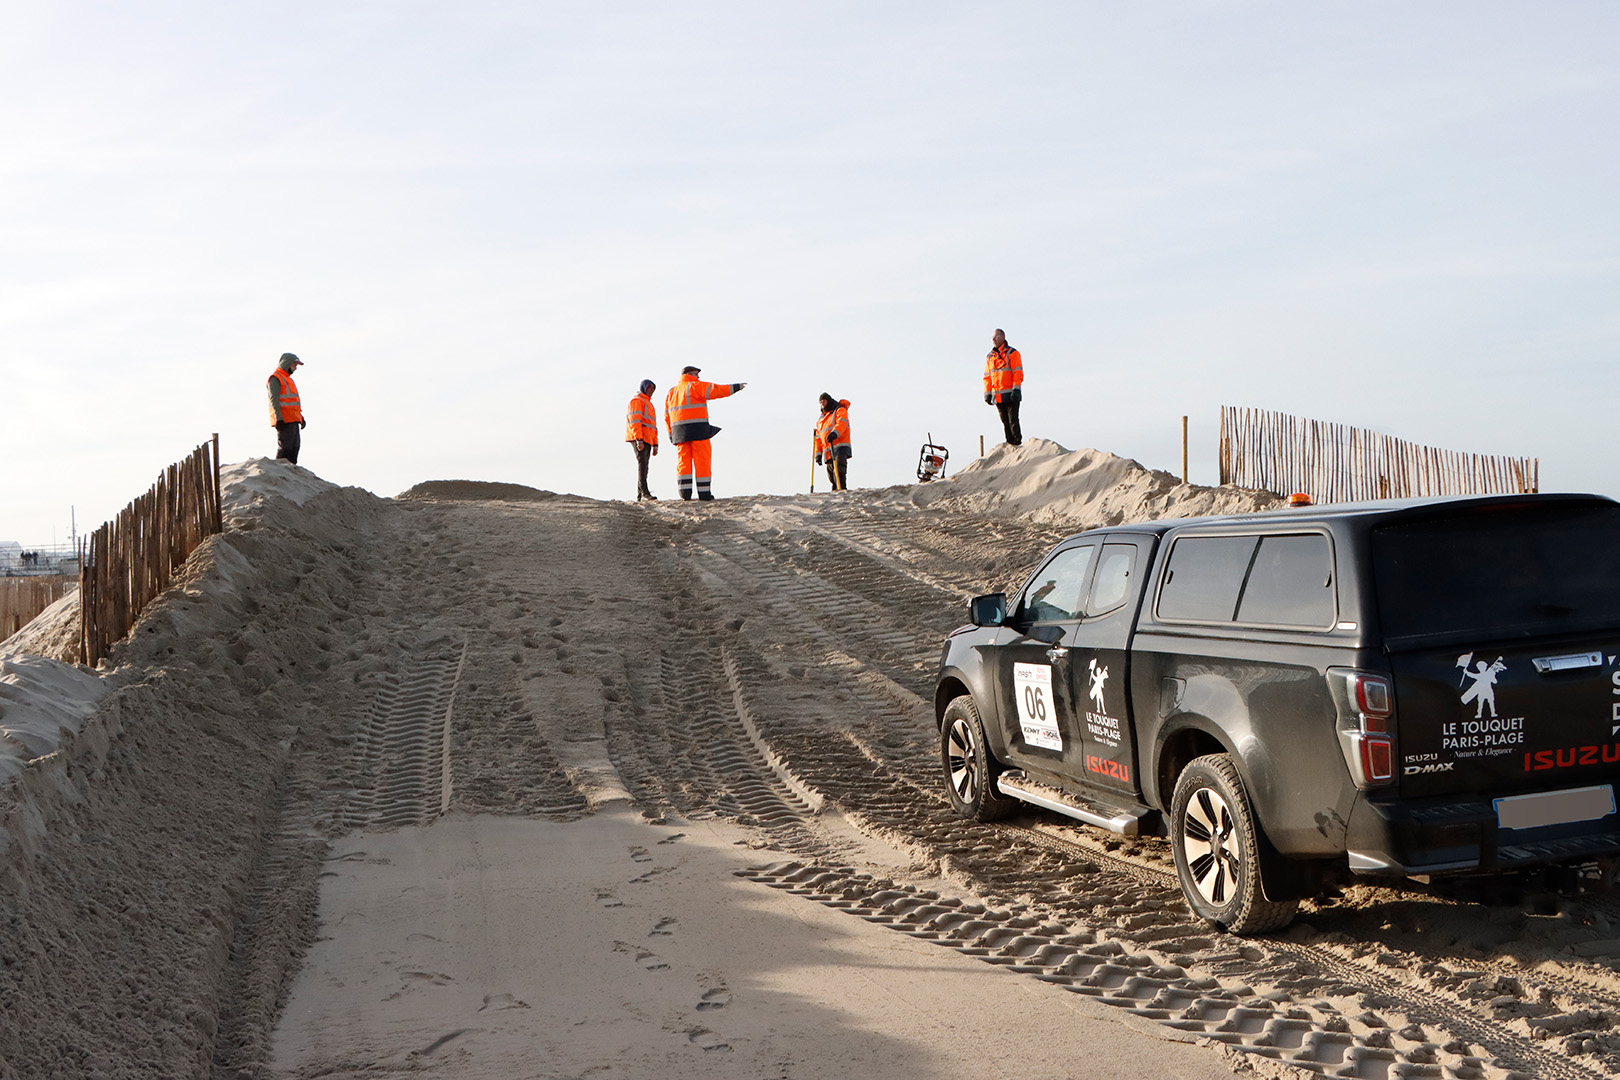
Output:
[
  {"xmin": 396, "ymin": 479, "xmax": 559, "ymax": 502},
  {"xmin": 0, "ymin": 657, "xmax": 110, "ymax": 788},
  {"xmin": 0, "ymin": 459, "xmax": 398, "ymax": 1079},
  {"xmin": 895, "ymin": 438, "xmax": 1280, "ymax": 527}
]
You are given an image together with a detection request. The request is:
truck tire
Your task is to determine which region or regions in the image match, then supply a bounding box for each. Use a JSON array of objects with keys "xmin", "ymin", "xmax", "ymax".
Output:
[
  {"xmin": 940, "ymin": 696, "xmax": 1017, "ymax": 822},
  {"xmin": 1170, "ymin": 754, "xmax": 1297, "ymax": 935}
]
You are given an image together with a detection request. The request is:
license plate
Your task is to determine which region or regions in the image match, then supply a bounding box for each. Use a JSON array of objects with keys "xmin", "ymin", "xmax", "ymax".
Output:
[{"xmin": 1495, "ymin": 785, "xmax": 1616, "ymax": 830}]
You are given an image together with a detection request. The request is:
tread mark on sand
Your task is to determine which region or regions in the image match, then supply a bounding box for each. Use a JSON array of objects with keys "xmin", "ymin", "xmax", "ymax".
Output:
[
  {"xmin": 738, "ymin": 862, "xmax": 1597, "ymax": 1080},
  {"xmin": 650, "ymin": 917, "xmax": 678, "ymax": 936},
  {"xmin": 629, "ymin": 845, "xmax": 653, "ymax": 863},
  {"xmin": 340, "ymin": 641, "xmax": 467, "ymax": 828},
  {"xmin": 596, "ymin": 890, "xmax": 624, "ymax": 908},
  {"xmin": 658, "ymin": 832, "xmax": 687, "ymax": 844}
]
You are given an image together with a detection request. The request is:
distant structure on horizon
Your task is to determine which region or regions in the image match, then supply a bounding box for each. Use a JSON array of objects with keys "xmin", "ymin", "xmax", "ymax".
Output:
[{"xmin": 0, "ymin": 541, "xmax": 80, "ymax": 577}]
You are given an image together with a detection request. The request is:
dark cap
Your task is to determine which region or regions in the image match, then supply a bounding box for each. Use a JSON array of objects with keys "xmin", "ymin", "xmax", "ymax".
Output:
[
  {"xmin": 280, "ymin": 352, "xmax": 303, "ymax": 367},
  {"xmin": 682, "ymin": 365, "xmax": 701, "ymax": 375}
]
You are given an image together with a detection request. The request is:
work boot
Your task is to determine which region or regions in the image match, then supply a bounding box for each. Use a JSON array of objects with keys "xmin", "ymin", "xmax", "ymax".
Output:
[
  {"xmin": 698, "ymin": 493, "xmax": 715, "ymax": 501},
  {"xmin": 643, "ymin": 491, "xmax": 658, "ymax": 500}
]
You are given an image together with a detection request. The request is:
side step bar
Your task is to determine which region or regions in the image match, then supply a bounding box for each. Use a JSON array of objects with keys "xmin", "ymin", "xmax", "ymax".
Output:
[{"xmin": 996, "ymin": 772, "xmax": 1157, "ymax": 837}]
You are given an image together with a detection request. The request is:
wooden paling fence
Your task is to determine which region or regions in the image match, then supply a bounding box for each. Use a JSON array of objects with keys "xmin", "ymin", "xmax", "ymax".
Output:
[
  {"xmin": 1, "ymin": 576, "xmax": 71, "ymax": 639},
  {"xmin": 1219, "ymin": 407, "xmax": 1538, "ymax": 503},
  {"xmin": 79, "ymin": 437, "xmax": 224, "ymax": 667}
]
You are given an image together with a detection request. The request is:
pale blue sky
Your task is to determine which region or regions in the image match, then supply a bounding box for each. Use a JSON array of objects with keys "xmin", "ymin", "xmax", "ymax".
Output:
[{"xmin": 4, "ymin": 2, "xmax": 1617, "ymax": 544}]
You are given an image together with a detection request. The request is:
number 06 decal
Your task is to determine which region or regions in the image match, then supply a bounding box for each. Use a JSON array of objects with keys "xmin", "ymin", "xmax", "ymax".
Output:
[{"xmin": 1013, "ymin": 663, "xmax": 1062, "ymax": 751}]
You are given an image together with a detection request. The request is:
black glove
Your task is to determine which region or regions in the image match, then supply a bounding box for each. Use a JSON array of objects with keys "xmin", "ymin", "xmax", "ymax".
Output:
[
  {"xmin": 825, "ymin": 431, "xmax": 837, "ymax": 444},
  {"xmin": 815, "ymin": 453, "xmax": 824, "ymax": 465},
  {"xmin": 732, "ymin": 383, "xmax": 744, "ymax": 393},
  {"xmin": 984, "ymin": 392, "xmax": 993, "ymax": 405},
  {"xmin": 299, "ymin": 418, "xmax": 307, "ymax": 429}
]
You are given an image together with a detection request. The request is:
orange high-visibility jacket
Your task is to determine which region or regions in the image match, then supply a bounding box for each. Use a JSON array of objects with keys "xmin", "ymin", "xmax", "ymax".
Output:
[
  {"xmin": 270, "ymin": 368, "xmax": 303, "ymax": 423},
  {"xmin": 664, "ymin": 373, "xmax": 736, "ymax": 444},
  {"xmin": 983, "ymin": 345, "xmax": 1023, "ymax": 400},
  {"xmin": 814, "ymin": 400, "xmax": 852, "ymax": 457},
  {"xmin": 626, "ymin": 392, "xmax": 658, "ymax": 444}
]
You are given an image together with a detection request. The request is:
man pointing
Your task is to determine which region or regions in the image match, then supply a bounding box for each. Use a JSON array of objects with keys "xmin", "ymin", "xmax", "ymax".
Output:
[{"xmin": 665, "ymin": 365, "xmax": 747, "ymax": 501}]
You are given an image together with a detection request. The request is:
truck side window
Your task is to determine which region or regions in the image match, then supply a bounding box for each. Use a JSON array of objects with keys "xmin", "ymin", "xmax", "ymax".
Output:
[
  {"xmin": 1157, "ymin": 535, "xmax": 1258, "ymax": 622},
  {"xmin": 1235, "ymin": 534, "xmax": 1335, "ymax": 628},
  {"xmin": 1020, "ymin": 545, "xmax": 1095, "ymax": 623},
  {"xmin": 1087, "ymin": 544, "xmax": 1137, "ymax": 615}
]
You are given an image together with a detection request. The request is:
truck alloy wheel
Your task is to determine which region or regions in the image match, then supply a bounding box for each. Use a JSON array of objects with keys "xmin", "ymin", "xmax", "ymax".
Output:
[
  {"xmin": 1169, "ymin": 754, "xmax": 1296, "ymax": 934},
  {"xmin": 940, "ymin": 696, "xmax": 1015, "ymax": 822}
]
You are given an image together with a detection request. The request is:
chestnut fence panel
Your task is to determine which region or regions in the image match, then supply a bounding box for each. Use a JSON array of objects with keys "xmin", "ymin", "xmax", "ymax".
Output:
[
  {"xmin": 78, "ymin": 436, "xmax": 223, "ymax": 667},
  {"xmin": 1219, "ymin": 407, "xmax": 1538, "ymax": 503},
  {"xmin": 0, "ymin": 576, "xmax": 71, "ymax": 639}
]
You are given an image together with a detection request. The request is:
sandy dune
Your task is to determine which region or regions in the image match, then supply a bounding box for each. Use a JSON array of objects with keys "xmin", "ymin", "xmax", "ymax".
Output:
[{"xmin": 3, "ymin": 448, "xmax": 1620, "ymax": 1080}]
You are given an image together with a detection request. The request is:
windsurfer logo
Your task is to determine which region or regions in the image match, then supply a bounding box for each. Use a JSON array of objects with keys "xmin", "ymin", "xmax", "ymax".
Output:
[
  {"xmin": 1088, "ymin": 658, "xmax": 1109, "ymax": 711},
  {"xmin": 1456, "ymin": 652, "xmax": 1507, "ymax": 718}
]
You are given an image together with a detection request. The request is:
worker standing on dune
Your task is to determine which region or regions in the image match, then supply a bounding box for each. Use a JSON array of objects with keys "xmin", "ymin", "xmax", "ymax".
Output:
[
  {"xmin": 626, "ymin": 379, "xmax": 659, "ymax": 501},
  {"xmin": 814, "ymin": 393, "xmax": 852, "ymax": 491},
  {"xmin": 267, "ymin": 352, "xmax": 306, "ymax": 465},
  {"xmin": 983, "ymin": 328, "xmax": 1023, "ymax": 447},
  {"xmin": 665, "ymin": 365, "xmax": 747, "ymax": 501}
]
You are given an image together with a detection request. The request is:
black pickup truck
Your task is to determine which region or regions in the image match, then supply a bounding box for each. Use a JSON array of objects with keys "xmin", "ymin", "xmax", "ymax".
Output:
[{"xmin": 934, "ymin": 493, "xmax": 1620, "ymax": 933}]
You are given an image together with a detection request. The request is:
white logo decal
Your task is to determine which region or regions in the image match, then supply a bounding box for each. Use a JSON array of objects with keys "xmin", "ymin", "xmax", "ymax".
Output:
[
  {"xmin": 1088, "ymin": 658, "xmax": 1110, "ymax": 712},
  {"xmin": 1456, "ymin": 652, "xmax": 1507, "ymax": 719},
  {"xmin": 1404, "ymin": 761, "xmax": 1456, "ymax": 775}
]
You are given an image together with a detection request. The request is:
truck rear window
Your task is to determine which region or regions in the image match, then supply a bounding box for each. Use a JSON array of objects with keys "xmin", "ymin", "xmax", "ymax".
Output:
[
  {"xmin": 1372, "ymin": 503, "xmax": 1620, "ymax": 641},
  {"xmin": 1157, "ymin": 532, "xmax": 1334, "ymax": 628}
]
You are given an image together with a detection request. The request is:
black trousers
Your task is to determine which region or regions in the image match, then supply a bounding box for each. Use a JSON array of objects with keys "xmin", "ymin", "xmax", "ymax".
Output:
[
  {"xmin": 276, "ymin": 421, "xmax": 301, "ymax": 465},
  {"xmin": 824, "ymin": 456, "xmax": 848, "ymax": 491},
  {"xmin": 995, "ymin": 396, "xmax": 1022, "ymax": 446},
  {"xmin": 632, "ymin": 440, "xmax": 653, "ymax": 497}
]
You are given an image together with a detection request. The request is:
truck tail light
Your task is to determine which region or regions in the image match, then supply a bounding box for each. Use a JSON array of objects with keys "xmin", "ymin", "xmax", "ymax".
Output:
[
  {"xmin": 1328, "ymin": 669, "xmax": 1397, "ymax": 789},
  {"xmin": 1354, "ymin": 674, "xmax": 1391, "ymax": 732},
  {"xmin": 1358, "ymin": 733, "xmax": 1394, "ymax": 783}
]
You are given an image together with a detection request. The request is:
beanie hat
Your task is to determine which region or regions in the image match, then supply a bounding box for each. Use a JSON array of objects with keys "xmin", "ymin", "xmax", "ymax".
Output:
[{"xmin": 640, "ymin": 379, "xmax": 655, "ymax": 395}]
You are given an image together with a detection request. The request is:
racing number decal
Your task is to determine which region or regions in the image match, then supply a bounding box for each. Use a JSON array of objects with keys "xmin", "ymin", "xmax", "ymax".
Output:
[{"xmin": 1013, "ymin": 663, "xmax": 1062, "ymax": 751}]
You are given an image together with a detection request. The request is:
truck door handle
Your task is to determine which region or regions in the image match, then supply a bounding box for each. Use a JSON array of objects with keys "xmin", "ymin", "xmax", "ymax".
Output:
[
  {"xmin": 1532, "ymin": 651, "xmax": 1603, "ymax": 673},
  {"xmin": 1046, "ymin": 645, "xmax": 1069, "ymax": 661}
]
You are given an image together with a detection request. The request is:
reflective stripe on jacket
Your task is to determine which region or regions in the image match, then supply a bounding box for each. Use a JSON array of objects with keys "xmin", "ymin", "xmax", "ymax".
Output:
[
  {"xmin": 271, "ymin": 369, "xmax": 303, "ymax": 423},
  {"xmin": 664, "ymin": 373, "xmax": 735, "ymax": 444},
  {"xmin": 983, "ymin": 345, "xmax": 1023, "ymax": 398},
  {"xmin": 814, "ymin": 400, "xmax": 852, "ymax": 457},
  {"xmin": 626, "ymin": 392, "xmax": 658, "ymax": 443}
]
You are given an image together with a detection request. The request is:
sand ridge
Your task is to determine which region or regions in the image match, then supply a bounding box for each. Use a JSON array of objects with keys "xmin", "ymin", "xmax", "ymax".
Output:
[{"xmin": 3, "ymin": 450, "xmax": 1620, "ymax": 1078}]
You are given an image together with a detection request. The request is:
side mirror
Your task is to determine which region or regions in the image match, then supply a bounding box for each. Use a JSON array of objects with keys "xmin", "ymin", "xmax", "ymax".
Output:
[{"xmin": 968, "ymin": 593, "xmax": 1007, "ymax": 627}]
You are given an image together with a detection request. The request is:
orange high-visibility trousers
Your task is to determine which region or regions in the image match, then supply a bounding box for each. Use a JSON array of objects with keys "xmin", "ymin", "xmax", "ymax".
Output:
[{"xmin": 675, "ymin": 439, "xmax": 713, "ymax": 500}]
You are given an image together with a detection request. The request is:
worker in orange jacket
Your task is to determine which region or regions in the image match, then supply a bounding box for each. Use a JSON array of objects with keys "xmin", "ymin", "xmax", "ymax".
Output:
[
  {"xmin": 665, "ymin": 366, "xmax": 747, "ymax": 500},
  {"xmin": 626, "ymin": 379, "xmax": 659, "ymax": 501},
  {"xmin": 267, "ymin": 352, "xmax": 306, "ymax": 464},
  {"xmin": 813, "ymin": 393, "xmax": 852, "ymax": 491},
  {"xmin": 983, "ymin": 328, "xmax": 1023, "ymax": 446}
]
